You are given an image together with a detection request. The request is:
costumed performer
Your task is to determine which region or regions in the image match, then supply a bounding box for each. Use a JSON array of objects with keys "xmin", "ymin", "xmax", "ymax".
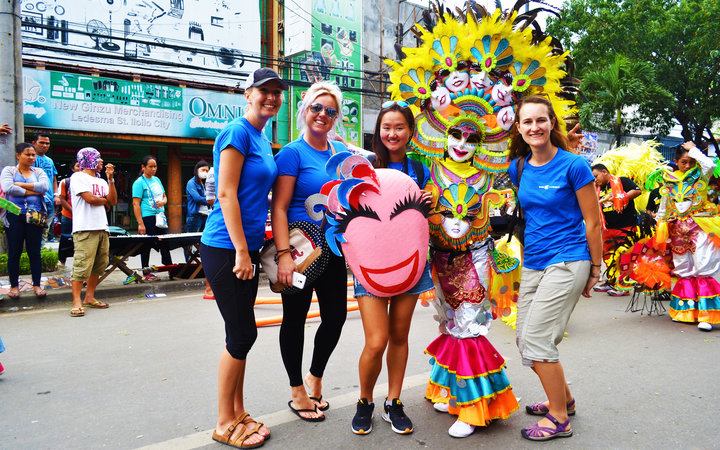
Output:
[
  {"xmin": 384, "ymin": 0, "xmax": 584, "ymax": 438},
  {"xmin": 653, "ymin": 140, "xmax": 720, "ymax": 331}
]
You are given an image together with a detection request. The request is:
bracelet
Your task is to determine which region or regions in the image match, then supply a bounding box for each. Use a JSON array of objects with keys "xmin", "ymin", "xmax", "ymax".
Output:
[
  {"xmin": 589, "ymin": 274, "xmax": 600, "ymax": 279},
  {"xmin": 591, "ymin": 264, "xmax": 601, "ymax": 268},
  {"xmin": 108, "ymin": 180, "xmax": 115, "ymax": 184},
  {"xmin": 276, "ymin": 248, "xmax": 291, "ymax": 257}
]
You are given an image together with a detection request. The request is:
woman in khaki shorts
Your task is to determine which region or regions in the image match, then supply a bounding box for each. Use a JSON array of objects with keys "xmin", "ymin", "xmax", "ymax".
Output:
[{"xmin": 507, "ymin": 95, "xmax": 602, "ymax": 441}]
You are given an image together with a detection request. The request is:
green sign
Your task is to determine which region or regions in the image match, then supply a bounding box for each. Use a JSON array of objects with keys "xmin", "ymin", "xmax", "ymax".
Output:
[
  {"xmin": 289, "ymin": 0, "xmax": 363, "ymax": 145},
  {"xmin": 50, "ymin": 72, "xmax": 183, "ymax": 110}
]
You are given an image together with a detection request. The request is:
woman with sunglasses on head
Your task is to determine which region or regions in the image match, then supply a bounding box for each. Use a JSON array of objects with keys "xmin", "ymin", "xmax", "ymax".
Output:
[
  {"xmin": 350, "ymin": 101, "xmax": 433, "ymax": 436},
  {"xmin": 200, "ymin": 67, "xmax": 288, "ymax": 449},
  {"xmin": 271, "ymin": 81, "xmax": 349, "ymax": 422},
  {"xmin": 508, "ymin": 95, "xmax": 602, "ymax": 441}
]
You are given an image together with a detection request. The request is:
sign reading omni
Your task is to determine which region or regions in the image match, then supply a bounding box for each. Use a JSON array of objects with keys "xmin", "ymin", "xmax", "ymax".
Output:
[{"xmin": 188, "ymin": 97, "xmax": 245, "ymax": 121}]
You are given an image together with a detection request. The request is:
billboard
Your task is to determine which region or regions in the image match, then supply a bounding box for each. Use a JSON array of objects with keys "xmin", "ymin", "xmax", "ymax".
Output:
[
  {"xmin": 23, "ymin": 68, "xmax": 247, "ymax": 140},
  {"xmin": 287, "ymin": 0, "xmax": 363, "ymax": 146},
  {"xmin": 19, "ymin": 0, "xmax": 260, "ymax": 87}
]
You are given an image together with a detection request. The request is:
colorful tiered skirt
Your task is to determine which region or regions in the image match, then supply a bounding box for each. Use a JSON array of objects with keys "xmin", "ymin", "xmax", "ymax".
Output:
[
  {"xmin": 670, "ymin": 277, "xmax": 720, "ymax": 323},
  {"xmin": 425, "ymin": 333, "xmax": 519, "ymax": 426}
]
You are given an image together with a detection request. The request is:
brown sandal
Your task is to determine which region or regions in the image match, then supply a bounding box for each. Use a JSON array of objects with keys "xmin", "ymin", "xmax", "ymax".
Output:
[
  {"xmin": 238, "ymin": 412, "xmax": 270, "ymax": 441},
  {"xmin": 212, "ymin": 414, "xmax": 265, "ymax": 449}
]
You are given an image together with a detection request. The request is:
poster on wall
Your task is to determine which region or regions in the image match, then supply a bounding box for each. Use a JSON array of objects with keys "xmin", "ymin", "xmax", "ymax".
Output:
[
  {"xmin": 23, "ymin": 68, "xmax": 247, "ymax": 139},
  {"xmin": 579, "ymin": 131, "xmax": 599, "ymax": 163},
  {"xmin": 287, "ymin": 0, "xmax": 362, "ymax": 146},
  {"xmin": 19, "ymin": 0, "xmax": 260, "ymax": 86}
]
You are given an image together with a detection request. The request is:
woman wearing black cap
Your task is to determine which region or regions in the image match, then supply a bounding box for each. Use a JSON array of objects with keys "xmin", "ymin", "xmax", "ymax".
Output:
[{"xmin": 200, "ymin": 67, "xmax": 288, "ymax": 449}]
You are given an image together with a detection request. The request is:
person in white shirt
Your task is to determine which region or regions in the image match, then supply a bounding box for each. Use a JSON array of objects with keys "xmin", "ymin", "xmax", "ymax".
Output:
[{"xmin": 69, "ymin": 147, "xmax": 117, "ymax": 317}]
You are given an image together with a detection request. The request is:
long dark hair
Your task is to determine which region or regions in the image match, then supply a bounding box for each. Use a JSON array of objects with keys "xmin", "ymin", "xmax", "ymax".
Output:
[
  {"xmin": 193, "ymin": 160, "xmax": 209, "ymax": 184},
  {"xmin": 371, "ymin": 103, "xmax": 416, "ymax": 168},
  {"xmin": 508, "ymin": 95, "xmax": 570, "ymax": 160}
]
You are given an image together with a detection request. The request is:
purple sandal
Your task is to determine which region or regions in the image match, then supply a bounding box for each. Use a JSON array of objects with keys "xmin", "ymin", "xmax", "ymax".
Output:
[
  {"xmin": 521, "ymin": 413, "xmax": 573, "ymax": 441},
  {"xmin": 525, "ymin": 398, "xmax": 575, "ymax": 416}
]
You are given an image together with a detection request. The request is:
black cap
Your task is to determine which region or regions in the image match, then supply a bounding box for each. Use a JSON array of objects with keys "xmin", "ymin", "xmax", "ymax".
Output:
[{"xmin": 244, "ymin": 68, "xmax": 289, "ymax": 90}]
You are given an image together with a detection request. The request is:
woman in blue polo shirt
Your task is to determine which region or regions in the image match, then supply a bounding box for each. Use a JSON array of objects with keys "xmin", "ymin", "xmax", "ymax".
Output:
[{"xmin": 200, "ymin": 68, "xmax": 287, "ymax": 449}]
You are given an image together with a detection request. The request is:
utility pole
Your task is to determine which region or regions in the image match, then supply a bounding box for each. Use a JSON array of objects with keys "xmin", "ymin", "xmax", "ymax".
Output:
[{"xmin": 0, "ymin": 0, "xmax": 23, "ymax": 167}]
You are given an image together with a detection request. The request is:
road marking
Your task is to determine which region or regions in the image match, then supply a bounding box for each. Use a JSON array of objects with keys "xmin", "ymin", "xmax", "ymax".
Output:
[{"xmin": 135, "ymin": 372, "xmax": 431, "ymax": 450}]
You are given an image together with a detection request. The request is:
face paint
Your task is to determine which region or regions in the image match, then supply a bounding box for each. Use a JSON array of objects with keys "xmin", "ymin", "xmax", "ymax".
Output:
[
  {"xmin": 446, "ymin": 127, "xmax": 480, "ymax": 163},
  {"xmin": 469, "ymin": 70, "xmax": 494, "ymax": 93},
  {"xmin": 441, "ymin": 214, "xmax": 471, "ymax": 239},
  {"xmin": 497, "ymin": 105, "xmax": 515, "ymax": 130},
  {"xmin": 491, "ymin": 80, "xmax": 513, "ymax": 106},
  {"xmin": 431, "ymin": 86, "xmax": 452, "ymax": 111},
  {"xmin": 443, "ymin": 70, "xmax": 470, "ymax": 93}
]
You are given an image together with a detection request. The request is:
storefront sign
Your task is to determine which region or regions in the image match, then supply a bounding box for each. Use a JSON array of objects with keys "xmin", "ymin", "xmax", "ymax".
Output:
[{"xmin": 23, "ymin": 68, "xmax": 247, "ymax": 139}]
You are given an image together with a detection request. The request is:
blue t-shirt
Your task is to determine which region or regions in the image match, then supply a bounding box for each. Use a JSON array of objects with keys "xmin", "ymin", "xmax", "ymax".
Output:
[
  {"xmin": 508, "ymin": 149, "xmax": 595, "ymax": 270},
  {"xmin": 202, "ymin": 117, "xmax": 278, "ymax": 251},
  {"xmin": 274, "ymin": 137, "xmax": 349, "ymax": 225},
  {"xmin": 388, "ymin": 160, "xmax": 430, "ymax": 188},
  {"xmin": 33, "ymin": 154, "xmax": 57, "ymax": 201},
  {"xmin": 8, "ymin": 170, "xmax": 43, "ymax": 213},
  {"xmin": 132, "ymin": 176, "xmax": 166, "ymax": 217}
]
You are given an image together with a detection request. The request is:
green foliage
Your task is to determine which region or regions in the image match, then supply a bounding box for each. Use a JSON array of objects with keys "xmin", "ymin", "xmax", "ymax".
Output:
[
  {"xmin": 548, "ymin": 0, "xmax": 720, "ymax": 143},
  {"xmin": 0, "ymin": 247, "xmax": 58, "ymax": 275},
  {"xmin": 579, "ymin": 55, "xmax": 674, "ymax": 145}
]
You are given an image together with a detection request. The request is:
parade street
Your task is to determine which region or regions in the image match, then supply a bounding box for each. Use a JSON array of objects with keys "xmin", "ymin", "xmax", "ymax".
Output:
[{"xmin": 0, "ymin": 283, "xmax": 718, "ymax": 449}]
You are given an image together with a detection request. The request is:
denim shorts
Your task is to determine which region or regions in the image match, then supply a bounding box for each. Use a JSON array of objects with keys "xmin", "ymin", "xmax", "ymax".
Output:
[{"xmin": 353, "ymin": 261, "xmax": 434, "ymax": 298}]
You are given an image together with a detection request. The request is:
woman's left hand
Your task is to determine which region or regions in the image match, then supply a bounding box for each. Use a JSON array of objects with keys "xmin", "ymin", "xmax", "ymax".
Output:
[
  {"xmin": 582, "ymin": 273, "xmax": 600, "ymax": 298},
  {"xmin": 233, "ymin": 249, "xmax": 254, "ymax": 280}
]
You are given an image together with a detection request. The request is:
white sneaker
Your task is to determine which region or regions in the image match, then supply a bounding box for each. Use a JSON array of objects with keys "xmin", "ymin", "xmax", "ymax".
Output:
[
  {"xmin": 448, "ymin": 419, "xmax": 475, "ymax": 438},
  {"xmin": 698, "ymin": 322, "xmax": 712, "ymax": 331},
  {"xmin": 433, "ymin": 402, "xmax": 449, "ymax": 413}
]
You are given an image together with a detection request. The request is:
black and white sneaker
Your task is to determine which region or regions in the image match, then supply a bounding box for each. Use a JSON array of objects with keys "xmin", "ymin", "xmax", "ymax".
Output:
[
  {"xmin": 382, "ymin": 398, "xmax": 414, "ymax": 434},
  {"xmin": 593, "ymin": 282, "xmax": 612, "ymax": 292},
  {"xmin": 352, "ymin": 398, "xmax": 374, "ymax": 435}
]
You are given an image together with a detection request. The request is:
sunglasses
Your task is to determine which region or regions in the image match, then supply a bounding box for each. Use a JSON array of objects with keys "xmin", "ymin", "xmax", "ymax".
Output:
[
  {"xmin": 382, "ymin": 100, "xmax": 409, "ymax": 109},
  {"xmin": 448, "ymin": 127, "xmax": 482, "ymax": 145},
  {"xmin": 308, "ymin": 103, "xmax": 338, "ymax": 119}
]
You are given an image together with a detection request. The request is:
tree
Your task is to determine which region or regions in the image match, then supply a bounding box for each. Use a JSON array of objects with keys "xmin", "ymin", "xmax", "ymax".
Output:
[
  {"xmin": 579, "ymin": 55, "xmax": 674, "ymax": 147},
  {"xmin": 547, "ymin": 0, "xmax": 720, "ymax": 146}
]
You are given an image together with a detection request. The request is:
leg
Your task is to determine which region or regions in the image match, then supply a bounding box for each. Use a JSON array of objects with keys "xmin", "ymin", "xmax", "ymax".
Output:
[
  {"xmin": 386, "ymin": 294, "xmax": 418, "ymax": 400},
  {"xmin": 70, "ymin": 231, "xmax": 96, "ymax": 312},
  {"xmin": 25, "ymin": 220, "xmax": 44, "ymax": 288},
  {"xmin": 140, "ymin": 216, "xmax": 153, "ymax": 268},
  {"xmin": 153, "ymin": 223, "xmax": 172, "ymax": 265},
  {"xmin": 357, "ymin": 295, "xmax": 390, "ymax": 401},
  {"xmin": 82, "ymin": 232, "xmax": 109, "ymax": 307},
  {"xmin": 530, "ymin": 361, "xmax": 572, "ymax": 434},
  {"xmin": 5, "ymin": 214, "xmax": 24, "ymax": 291},
  {"xmin": 279, "ymin": 286, "xmax": 322, "ymax": 419},
  {"xmin": 305, "ymin": 254, "xmax": 348, "ymax": 404}
]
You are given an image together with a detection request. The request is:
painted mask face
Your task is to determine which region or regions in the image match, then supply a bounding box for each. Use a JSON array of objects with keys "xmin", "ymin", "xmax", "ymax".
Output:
[
  {"xmin": 446, "ymin": 126, "xmax": 481, "ymax": 163},
  {"xmin": 431, "ymin": 86, "xmax": 452, "ymax": 111},
  {"xmin": 441, "ymin": 213, "xmax": 471, "ymax": 239},
  {"xmin": 443, "ymin": 69, "xmax": 470, "ymax": 93},
  {"xmin": 497, "ymin": 105, "xmax": 515, "ymax": 130},
  {"xmin": 491, "ymin": 79, "xmax": 514, "ymax": 106},
  {"xmin": 469, "ymin": 69, "xmax": 494, "ymax": 93}
]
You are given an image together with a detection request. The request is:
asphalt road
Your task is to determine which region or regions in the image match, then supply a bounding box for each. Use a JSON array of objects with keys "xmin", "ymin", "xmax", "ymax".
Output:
[{"xmin": 1, "ymin": 283, "xmax": 718, "ymax": 449}]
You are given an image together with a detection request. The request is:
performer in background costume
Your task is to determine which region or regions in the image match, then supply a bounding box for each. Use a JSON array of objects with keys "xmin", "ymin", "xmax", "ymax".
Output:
[{"xmin": 385, "ymin": 0, "xmax": 578, "ymax": 438}]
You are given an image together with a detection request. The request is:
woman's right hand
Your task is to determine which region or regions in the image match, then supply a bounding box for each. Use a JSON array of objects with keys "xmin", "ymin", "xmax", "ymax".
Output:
[
  {"xmin": 277, "ymin": 252, "xmax": 297, "ymax": 286},
  {"xmin": 138, "ymin": 223, "xmax": 146, "ymax": 235}
]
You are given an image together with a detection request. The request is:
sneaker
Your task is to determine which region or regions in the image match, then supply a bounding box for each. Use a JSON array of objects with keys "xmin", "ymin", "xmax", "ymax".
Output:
[
  {"xmin": 351, "ymin": 398, "xmax": 374, "ymax": 435},
  {"xmin": 382, "ymin": 398, "xmax": 413, "ymax": 434},
  {"xmin": 698, "ymin": 322, "xmax": 713, "ymax": 331},
  {"xmin": 123, "ymin": 274, "xmax": 138, "ymax": 285},
  {"xmin": 607, "ymin": 288, "xmax": 630, "ymax": 297},
  {"xmin": 0, "ymin": 361, "xmax": 4, "ymax": 375},
  {"xmin": 593, "ymin": 282, "xmax": 612, "ymax": 292}
]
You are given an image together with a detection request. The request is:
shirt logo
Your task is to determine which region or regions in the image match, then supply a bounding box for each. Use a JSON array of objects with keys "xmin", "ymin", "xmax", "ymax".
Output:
[{"xmin": 538, "ymin": 184, "xmax": 561, "ymax": 190}]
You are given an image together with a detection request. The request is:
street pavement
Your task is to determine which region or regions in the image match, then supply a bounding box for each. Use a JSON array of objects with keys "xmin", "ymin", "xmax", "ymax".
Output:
[{"xmin": 1, "ymin": 275, "xmax": 719, "ymax": 449}]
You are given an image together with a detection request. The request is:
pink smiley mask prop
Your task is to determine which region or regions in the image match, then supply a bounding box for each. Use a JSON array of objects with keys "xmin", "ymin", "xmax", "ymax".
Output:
[{"xmin": 306, "ymin": 153, "xmax": 431, "ymax": 297}]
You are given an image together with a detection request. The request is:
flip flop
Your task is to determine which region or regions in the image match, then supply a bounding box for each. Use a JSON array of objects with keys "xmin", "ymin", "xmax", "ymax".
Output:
[
  {"xmin": 202, "ymin": 293, "xmax": 215, "ymax": 300},
  {"xmin": 83, "ymin": 300, "xmax": 109, "ymax": 309},
  {"xmin": 7, "ymin": 289, "xmax": 20, "ymax": 299},
  {"xmin": 287, "ymin": 400, "xmax": 325, "ymax": 422},
  {"xmin": 34, "ymin": 288, "xmax": 47, "ymax": 298},
  {"xmin": 310, "ymin": 395, "xmax": 330, "ymax": 411},
  {"xmin": 70, "ymin": 307, "xmax": 85, "ymax": 317}
]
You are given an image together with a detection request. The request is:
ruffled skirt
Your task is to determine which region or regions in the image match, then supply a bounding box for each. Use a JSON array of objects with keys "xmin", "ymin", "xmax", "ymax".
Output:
[
  {"xmin": 425, "ymin": 333, "xmax": 519, "ymax": 426},
  {"xmin": 670, "ymin": 276, "xmax": 720, "ymax": 324}
]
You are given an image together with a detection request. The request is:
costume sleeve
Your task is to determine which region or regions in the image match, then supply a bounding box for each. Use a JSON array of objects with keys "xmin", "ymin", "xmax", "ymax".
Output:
[
  {"xmin": 688, "ymin": 146, "xmax": 716, "ymax": 176},
  {"xmin": 205, "ymin": 170, "xmax": 215, "ymax": 202},
  {"xmin": 274, "ymin": 143, "xmax": 301, "ymax": 177}
]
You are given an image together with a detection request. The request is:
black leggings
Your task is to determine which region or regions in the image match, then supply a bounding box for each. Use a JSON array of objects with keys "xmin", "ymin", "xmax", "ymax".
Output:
[
  {"xmin": 279, "ymin": 252, "xmax": 348, "ymax": 387},
  {"xmin": 200, "ymin": 244, "xmax": 260, "ymax": 360},
  {"xmin": 141, "ymin": 215, "xmax": 172, "ymax": 268}
]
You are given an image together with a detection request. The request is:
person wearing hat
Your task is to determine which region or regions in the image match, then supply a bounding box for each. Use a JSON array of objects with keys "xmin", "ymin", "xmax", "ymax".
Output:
[
  {"xmin": 200, "ymin": 67, "xmax": 287, "ymax": 449},
  {"xmin": 68, "ymin": 147, "xmax": 116, "ymax": 317}
]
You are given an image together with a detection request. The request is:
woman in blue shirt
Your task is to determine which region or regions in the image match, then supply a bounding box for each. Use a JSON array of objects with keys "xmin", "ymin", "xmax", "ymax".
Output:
[
  {"xmin": 200, "ymin": 67, "xmax": 287, "ymax": 449},
  {"xmin": 272, "ymin": 82, "xmax": 349, "ymax": 422},
  {"xmin": 132, "ymin": 155, "xmax": 172, "ymax": 269},
  {"xmin": 508, "ymin": 95, "xmax": 602, "ymax": 441},
  {"xmin": 0, "ymin": 143, "xmax": 50, "ymax": 299}
]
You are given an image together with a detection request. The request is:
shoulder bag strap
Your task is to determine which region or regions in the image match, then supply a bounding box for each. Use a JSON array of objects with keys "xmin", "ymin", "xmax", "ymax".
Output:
[
  {"xmin": 507, "ymin": 157, "xmax": 526, "ymax": 243},
  {"xmin": 141, "ymin": 176, "xmax": 160, "ymax": 211}
]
